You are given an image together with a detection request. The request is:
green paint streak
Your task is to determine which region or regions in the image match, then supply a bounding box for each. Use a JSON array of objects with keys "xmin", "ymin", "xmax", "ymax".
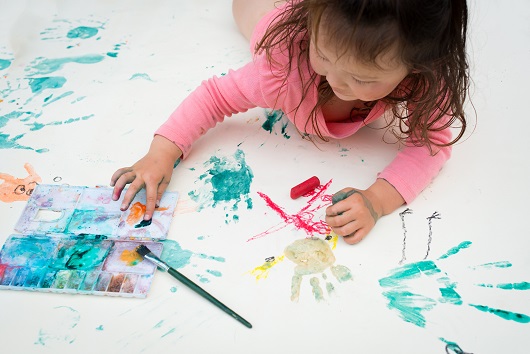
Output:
[
  {"xmin": 262, "ymin": 110, "xmax": 283, "ymax": 133},
  {"xmin": 42, "ymin": 91, "xmax": 74, "ymax": 106},
  {"xmin": 160, "ymin": 240, "xmax": 193, "ymax": 269},
  {"xmin": 129, "ymin": 73, "xmax": 153, "ymax": 81},
  {"xmin": 161, "ymin": 328, "xmax": 176, "ymax": 338},
  {"xmin": 28, "ymin": 76, "xmax": 67, "ymax": 93},
  {"xmin": 471, "ymin": 261, "xmax": 512, "ymax": 269},
  {"xmin": 206, "ymin": 269, "xmax": 222, "ymax": 277},
  {"xmin": 0, "ymin": 58, "xmax": 12, "ymax": 70},
  {"xmin": 379, "ymin": 260, "xmax": 441, "ymax": 288},
  {"xmin": 469, "ymin": 304, "xmax": 530, "ymax": 323},
  {"xmin": 106, "ymin": 52, "xmax": 118, "ymax": 58},
  {"xmin": 382, "ymin": 290, "xmax": 437, "ymax": 328},
  {"xmin": 437, "ymin": 241, "xmax": 472, "ymax": 260},
  {"xmin": 326, "ymin": 282, "xmax": 335, "ymax": 295},
  {"xmin": 67, "ymin": 26, "xmax": 99, "ymax": 39},
  {"xmin": 153, "ymin": 320, "xmax": 164, "ymax": 329},
  {"xmin": 30, "ymin": 54, "xmax": 105, "ymax": 75},
  {"xmin": 331, "ymin": 265, "xmax": 353, "ymax": 282},
  {"xmin": 310, "ymin": 277, "xmax": 324, "ymax": 301},
  {"xmin": 95, "ymin": 325, "xmax": 104, "ymax": 331},
  {"xmin": 476, "ymin": 282, "xmax": 530, "ymax": 290}
]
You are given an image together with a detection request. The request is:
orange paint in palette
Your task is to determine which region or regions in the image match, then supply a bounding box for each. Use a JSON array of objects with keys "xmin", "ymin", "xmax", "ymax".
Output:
[{"xmin": 0, "ymin": 184, "xmax": 179, "ymax": 298}]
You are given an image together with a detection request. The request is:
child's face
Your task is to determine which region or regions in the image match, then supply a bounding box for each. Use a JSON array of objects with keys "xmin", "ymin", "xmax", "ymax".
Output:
[{"xmin": 309, "ymin": 36, "xmax": 410, "ymax": 102}]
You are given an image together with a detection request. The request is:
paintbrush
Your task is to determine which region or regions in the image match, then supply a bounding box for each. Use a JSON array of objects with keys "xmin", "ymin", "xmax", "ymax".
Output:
[{"xmin": 135, "ymin": 244, "xmax": 252, "ymax": 329}]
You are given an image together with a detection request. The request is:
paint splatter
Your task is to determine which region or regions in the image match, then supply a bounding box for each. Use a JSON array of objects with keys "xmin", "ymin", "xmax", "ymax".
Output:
[
  {"xmin": 262, "ymin": 109, "xmax": 290, "ymax": 139},
  {"xmin": 0, "ymin": 19, "xmax": 124, "ymax": 152},
  {"xmin": 188, "ymin": 149, "xmax": 253, "ymax": 223},
  {"xmin": 247, "ymin": 179, "xmax": 333, "ymax": 242},
  {"xmin": 0, "ymin": 163, "xmax": 42, "ymax": 202},
  {"xmin": 129, "ymin": 73, "xmax": 154, "ymax": 81},
  {"xmin": 380, "ymin": 241, "xmax": 530, "ymax": 330},
  {"xmin": 160, "ymin": 240, "xmax": 224, "ymax": 283},
  {"xmin": 35, "ymin": 306, "xmax": 80, "ymax": 346}
]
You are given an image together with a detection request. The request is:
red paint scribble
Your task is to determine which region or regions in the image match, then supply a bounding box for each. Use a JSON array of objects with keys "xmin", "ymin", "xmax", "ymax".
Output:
[{"xmin": 247, "ymin": 179, "xmax": 333, "ymax": 242}]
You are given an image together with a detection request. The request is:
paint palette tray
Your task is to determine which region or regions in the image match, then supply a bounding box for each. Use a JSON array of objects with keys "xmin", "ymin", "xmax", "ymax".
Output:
[
  {"xmin": 14, "ymin": 184, "xmax": 178, "ymax": 240},
  {"xmin": 0, "ymin": 184, "xmax": 179, "ymax": 298},
  {"xmin": 0, "ymin": 235, "xmax": 162, "ymax": 297}
]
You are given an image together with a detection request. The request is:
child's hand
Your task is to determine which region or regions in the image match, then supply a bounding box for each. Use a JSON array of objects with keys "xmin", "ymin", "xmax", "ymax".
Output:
[
  {"xmin": 110, "ymin": 135, "xmax": 183, "ymax": 220},
  {"xmin": 325, "ymin": 188, "xmax": 381, "ymax": 244}
]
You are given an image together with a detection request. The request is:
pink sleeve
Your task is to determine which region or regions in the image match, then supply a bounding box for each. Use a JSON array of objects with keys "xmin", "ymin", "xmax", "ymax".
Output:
[
  {"xmin": 378, "ymin": 115, "xmax": 453, "ymax": 204},
  {"xmin": 155, "ymin": 60, "xmax": 278, "ymax": 158}
]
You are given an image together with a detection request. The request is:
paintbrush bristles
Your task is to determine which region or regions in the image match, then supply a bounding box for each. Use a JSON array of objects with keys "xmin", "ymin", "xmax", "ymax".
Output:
[{"xmin": 135, "ymin": 244, "xmax": 152, "ymax": 258}]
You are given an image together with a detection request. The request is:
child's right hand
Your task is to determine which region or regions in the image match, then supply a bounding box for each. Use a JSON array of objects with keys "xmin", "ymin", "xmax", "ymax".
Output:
[{"xmin": 110, "ymin": 135, "xmax": 183, "ymax": 221}]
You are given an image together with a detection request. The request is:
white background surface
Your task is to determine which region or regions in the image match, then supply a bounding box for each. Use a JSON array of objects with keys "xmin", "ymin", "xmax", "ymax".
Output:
[{"xmin": 0, "ymin": 0, "xmax": 529, "ymax": 353}]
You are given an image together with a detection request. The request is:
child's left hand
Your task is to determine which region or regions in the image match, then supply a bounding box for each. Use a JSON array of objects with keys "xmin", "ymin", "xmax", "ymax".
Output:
[{"xmin": 325, "ymin": 188, "xmax": 381, "ymax": 244}]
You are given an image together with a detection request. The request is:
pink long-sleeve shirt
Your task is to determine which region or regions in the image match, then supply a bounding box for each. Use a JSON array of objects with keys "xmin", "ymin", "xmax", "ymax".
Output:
[{"xmin": 156, "ymin": 4, "xmax": 452, "ymax": 204}]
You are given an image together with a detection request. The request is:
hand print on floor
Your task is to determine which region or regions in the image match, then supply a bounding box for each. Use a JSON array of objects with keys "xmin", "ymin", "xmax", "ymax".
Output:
[
  {"xmin": 379, "ymin": 241, "xmax": 530, "ymax": 352},
  {"xmin": 250, "ymin": 235, "xmax": 353, "ymax": 302}
]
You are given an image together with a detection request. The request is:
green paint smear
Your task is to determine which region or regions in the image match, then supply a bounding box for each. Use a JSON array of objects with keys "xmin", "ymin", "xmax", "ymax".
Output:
[
  {"xmin": 469, "ymin": 304, "xmax": 530, "ymax": 323},
  {"xmin": 129, "ymin": 73, "xmax": 153, "ymax": 81},
  {"xmin": 476, "ymin": 282, "xmax": 530, "ymax": 290},
  {"xmin": 206, "ymin": 269, "xmax": 222, "ymax": 277},
  {"xmin": 310, "ymin": 277, "xmax": 324, "ymax": 301},
  {"xmin": 0, "ymin": 58, "xmax": 12, "ymax": 70},
  {"xmin": 29, "ymin": 54, "xmax": 105, "ymax": 75},
  {"xmin": 28, "ymin": 76, "xmax": 67, "ymax": 93},
  {"xmin": 188, "ymin": 149, "xmax": 253, "ymax": 212},
  {"xmin": 160, "ymin": 240, "xmax": 193, "ymax": 269},
  {"xmin": 331, "ymin": 265, "xmax": 353, "ymax": 282},
  {"xmin": 471, "ymin": 261, "xmax": 512, "ymax": 269},
  {"xmin": 95, "ymin": 325, "xmax": 104, "ymax": 331},
  {"xmin": 67, "ymin": 26, "xmax": 99, "ymax": 39},
  {"xmin": 379, "ymin": 260, "xmax": 441, "ymax": 288},
  {"xmin": 437, "ymin": 241, "xmax": 472, "ymax": 260},
  {"xmin": 382, "ymin": 290, "xmax": 437, "ymax": 328},
  {"xmin": 262, "ymin": 110, "xmax": 290, "ymax": 139}
]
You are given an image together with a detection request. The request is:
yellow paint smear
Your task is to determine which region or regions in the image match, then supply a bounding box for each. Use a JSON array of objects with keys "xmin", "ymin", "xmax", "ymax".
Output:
[
  {"xmin": 249, "ymin": 255, "xmax": 285, "ymax": 281},
  {"xmin": 120, "ymin": 249, "xmax": 143, "ymax": 266}
]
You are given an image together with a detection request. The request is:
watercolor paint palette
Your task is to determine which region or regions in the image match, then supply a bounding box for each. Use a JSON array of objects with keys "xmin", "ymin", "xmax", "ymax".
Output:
[
  {"xmin": 0, "ymin": 184, "xmax": 179, "ymax": 298},
  {"xmin": 14, "ymin": 184, "xmax": 178, "ymax": 240}
]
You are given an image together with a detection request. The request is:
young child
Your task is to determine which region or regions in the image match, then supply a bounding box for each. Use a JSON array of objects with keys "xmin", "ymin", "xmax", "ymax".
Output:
[{"xmin": 111, "ymin": 0, "xmax": 470, "ymax": 245}]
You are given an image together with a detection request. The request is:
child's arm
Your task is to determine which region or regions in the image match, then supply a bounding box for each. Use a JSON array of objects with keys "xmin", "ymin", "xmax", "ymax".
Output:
[
  {"xmin": 325, "ymin": 178, "xmax": 405, "ymax": 244},
  {"xmin": 110, "ymin": 135, "xmax": 183, "ymax": 221},
  {"xmin": 326, "ymin": 112, "xmax": 453, "ymax": 244}
]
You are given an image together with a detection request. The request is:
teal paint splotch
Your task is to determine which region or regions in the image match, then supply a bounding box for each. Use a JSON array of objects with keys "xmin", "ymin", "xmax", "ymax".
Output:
[
  {"xmin": 262, "ymin": 110, "xmax": 290, "ymax": 139},
  {"xmin": 161, "ymin": 240, "xmax": 224, "ymax": 282},
  {"xmin": 0, "ymin": 58, "xmax": 11, "ymax": 70},
  {"xmin": 28, "ymin": 76, "xmax": 67, "ymax": 93},
  {"xmin": 28, "ymin": 54, "xmax": 105, "ymax": 75},
  {"xmin": 437, "ymin": 241, "xmax": 472, "ymax": 260},
  {"xmin": 469, "ymin": 304, "xmax": 530, "ymax": 323},
  {"xmin": 188, "ymin": 149, "xmax": 254, "ymax": 216},
  {"xmin": 67, "ymin": 26, "xmax": 99, "ymax": 39}
]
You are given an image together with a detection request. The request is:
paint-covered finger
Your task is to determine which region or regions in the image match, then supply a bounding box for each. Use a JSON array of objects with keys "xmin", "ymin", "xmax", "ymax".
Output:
[
  {"xmin": 111, "ymin": 171, "xmax": 136, "ymax": 201},
  {"xmin": 143, "ymin": 182, "xmax": 158, "ymax": 220}
]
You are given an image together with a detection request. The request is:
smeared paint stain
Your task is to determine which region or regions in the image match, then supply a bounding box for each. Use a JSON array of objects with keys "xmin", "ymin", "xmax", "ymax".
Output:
[
  {"xmin": 476, "ymin": 281, "xmax": 530, "ymax": 290},
  {"xmin": 0, "ymin": 58, "xmax": 11, "ymax": 70},
  {"xmin": 262, "ymin": 110, "xmax": 290, "ymax": 139},
  {"xmin": 35, "ymin": 306, "xmax": 80, "ymax": 346},
  {"xmin": 95, "ymin": 325, "xmax": 104, "ymax": 331},
  {"xmin": 120, "ymin": 249, "xmax": 142, "ymax": 266},
  {"xmin": 160, "ymin": 240, "xmax": 224, "ymax": 282},
  {"xmin": 188, "ymin": 149, "xmax": 253, "ymax": 222},
  {"xmin": 126, "ymin": 201, "xmax": 168, "ymax": 227},
  {"xmin": 470, "ymin": 261, "xmax": 512, "ymax": 269},
  {"xmin": 469, "ymin": 304, "xmax": 530, "ymax": 323},
  {"xmin": 28, "ymin": 54, "xmax": 105, "ymax": 75},
  {"xmin": 129, "ymin": 73, "xmax": 154, "ymax": 81},
  {"xmin": 437, "ymin": 241, "xmax": 472, "ymax": 260},
  {"xmin": 28, "ymin": 76, "xmax": 67, "ymax": 94},
  {"xmin": 0, "ymin": 163, "xmax": 42, "ymax": 202},
  {"xmin": 67, "ymin": 26, "xmax": 99, "ymax": 39},
  {"xmin": 60, "ymin": 240, "xmax": 111, "ymax": 270}
]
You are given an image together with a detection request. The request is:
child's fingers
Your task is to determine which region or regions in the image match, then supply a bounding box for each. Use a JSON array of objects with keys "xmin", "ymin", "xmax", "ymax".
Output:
[
  {"xmin": 342, "ymin": 228, "xmax": 369, "ymax": 244},
  {"xmin": 110, "ymin": 167, "xmax": 130, "ymax": 186},
  {"xmin": 120, "ymin": 179, "xmax": 144, "ymax": 211}
]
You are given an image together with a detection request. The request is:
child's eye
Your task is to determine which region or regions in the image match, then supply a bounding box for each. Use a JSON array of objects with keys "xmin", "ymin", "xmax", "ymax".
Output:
[{"xmin": 317, "ymin": 53, "xmax": 328, "ymax": 62}]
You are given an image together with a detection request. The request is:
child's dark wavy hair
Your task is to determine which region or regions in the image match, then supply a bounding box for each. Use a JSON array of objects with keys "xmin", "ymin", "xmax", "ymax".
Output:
[{"xmin": 256, "ymin": 0, "xmax": 470, "ymax": 153}]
